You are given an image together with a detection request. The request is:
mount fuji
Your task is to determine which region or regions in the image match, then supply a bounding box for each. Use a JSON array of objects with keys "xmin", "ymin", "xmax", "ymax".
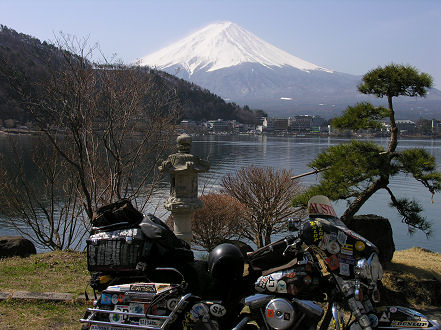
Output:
[{"xmin": 141, "ymin": 22, "xmax": 441, "ymax": 118}]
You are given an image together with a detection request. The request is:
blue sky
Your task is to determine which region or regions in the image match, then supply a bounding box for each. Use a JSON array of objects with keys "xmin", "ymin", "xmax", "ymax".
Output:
[{"xmin": 1, "ymin": 0, "xmax": 440, "ymax": 88}]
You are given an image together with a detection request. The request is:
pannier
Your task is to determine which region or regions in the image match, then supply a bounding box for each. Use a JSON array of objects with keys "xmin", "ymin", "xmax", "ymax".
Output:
[
  {"xmin": 87, "ymin": 227, "xmax": 146, "ymax": 272},
  {"xmin": 86, "ymin": 200, "xmax": 194, "ymax": 277}
]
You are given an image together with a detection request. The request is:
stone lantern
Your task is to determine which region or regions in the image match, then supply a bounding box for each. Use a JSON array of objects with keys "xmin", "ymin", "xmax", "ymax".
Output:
[{"xmin": 159, "ymin": 134, "xmax": 210, "ymax": 244}]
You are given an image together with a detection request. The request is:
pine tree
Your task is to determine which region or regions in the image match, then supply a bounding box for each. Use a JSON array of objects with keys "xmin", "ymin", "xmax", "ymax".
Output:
[{"xmin": 294, "ymin": 64, "xmax": 441, "ymax": 235}]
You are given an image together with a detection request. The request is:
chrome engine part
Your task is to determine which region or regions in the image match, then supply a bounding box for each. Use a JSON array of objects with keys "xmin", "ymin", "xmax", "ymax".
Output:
[{"xmin": 265, "ymin": 298, "xmax": 295, "ymax": 330}]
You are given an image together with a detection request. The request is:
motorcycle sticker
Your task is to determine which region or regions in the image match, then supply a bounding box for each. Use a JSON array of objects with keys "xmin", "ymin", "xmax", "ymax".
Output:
[
  {"xmin": 339, "ymin": 263, "xmax": 350, "ymax": 276},
  {"xmin": 130, "ymin": 283, "xmax": 156, "ymax": 293},
  {"xmin": 277, "ymin": 280, "xmax": 287, "ymax": 293},
  {"xmin": 355, "ymin": 241, "xmax": 365, "ymax": 251},
  {"xmin": 327, "ymin": 240, "xmax": 340, "ymax": 254},
  {"xmin": 106, "ymin": 284, "xmax": 131, "ymax": 291},
  {"xmin": 267, "ymin": 308, "xmax": 275, "ymax": 318},
  {"xmin": 266, "ymin": 276, "xmax": 277, "ymax": 292},
  {"xmin": 328, "ymin": 232, "xmax": 338, "ymax": 241},
  {"xmin": 303, "ymin": 275, "xmax": 312, "ymax": 285},
  {"xmin": 110, "ymin": 305, "xmax": 130, "ymax": 323},
  {"xmin": 106, "ymin": 285, "xmax": 121, "ymax": 291},
  {"xmin": 190, "ymin": 303, "xmax": 210, "ymax": 322},
  {"xmin": 270, "ymin": 270, "xmax": 285, "ymax": 281},
  {"xmin": 341, "ymin": 243, "xmax": 354, "ymax": 256},
  {"xmin": 283, "ymin": 270, "xmax": 296, "ymax": 279},
  {"xmin": 325, "ymin": 254, "xmax": 340, "ymax": 271},
  {"xmin": 111, "ymin": 294, "xmax": 119, "ymax": 305},
  {"xmin": 167, "ymin": 298, "xmax": 179, "ymax": 311},
  {"xmin": 390, "ymin": 320, "xmax": 429, "ymax": 327},
  {"xmin": 379, "ymin": 312, "xmax": 390, "ymax": 323},
  {"xmin": 337, "ymin": 231, "xmax": 347, "ymax": 245},
  {"xmin": 255, "ymin": 276, "xmax": 269, "ymax": 292},
  {"xmin": 318, "ymin": 234, "xmax": 329, "ymax": 250},
  {"xmin": 139, "ymin": 318, "xmax": 162, "ymax": 327},
  {"xmin": 308, "ymin": 201, "xmax": 337, "ymax": 217},
  {"xmin": 309, "ymin": 221, "xmax": 324, "ymax": 242},
  {"xmin": 101, "ymin": 293, "xmax": 112, "ymax": 305},
  {"xmin": 129, "ymin": 303, "xmax": 144, "ymax": 314},
  {"xmin": 338, "ymin": 254, "xmax": 357, "ymax": 265},
  {"xmin": 210, "ymin": 304, "xmax": 227, "ymax": 317}
]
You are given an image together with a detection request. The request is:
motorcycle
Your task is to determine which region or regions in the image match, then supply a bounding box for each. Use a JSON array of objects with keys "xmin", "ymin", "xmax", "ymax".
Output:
[
  {"xmin": 80, "ymin": 196, "xmax": 440, "ymax": 329},
  {"xmin": 235, "ymin": 195, "xmax": 440, "ymax": 329},
  {"xmin": 80, "ymin": 203, "xmax": 251, "ymax": 329}
]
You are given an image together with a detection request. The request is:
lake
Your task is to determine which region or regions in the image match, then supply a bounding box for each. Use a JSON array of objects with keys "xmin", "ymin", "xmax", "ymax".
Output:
[
  {"xmin": 1, "ymin": 134, "xmax": 440, "ymax": 253},
  {"xmin": 190, "ymin": 134, "xmax": 441, "ymax": 253}
]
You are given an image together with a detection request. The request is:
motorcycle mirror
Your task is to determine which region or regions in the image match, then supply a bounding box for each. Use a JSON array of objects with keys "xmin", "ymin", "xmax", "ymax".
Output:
[{"xmin": 288, "ymin": 218, "xmax": 300, "ymax": 232}]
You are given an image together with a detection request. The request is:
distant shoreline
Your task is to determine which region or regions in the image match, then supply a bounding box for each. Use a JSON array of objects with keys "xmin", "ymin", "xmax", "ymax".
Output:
[{"xmin": 2, "ymin": 127, "xmax": 441, "ymax": 140}]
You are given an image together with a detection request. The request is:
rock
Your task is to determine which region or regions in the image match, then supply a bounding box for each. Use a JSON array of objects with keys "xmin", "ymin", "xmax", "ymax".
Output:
[
  {"xmin": 0, "ymin": 236, "xmax": 36, "ymax": 258},
  {"xmin": 11, "ymin": 291, "xmax": 73, "ymax": 302},
  {"xmin": 347, "ymin": 215, "xmax": 395, "ymax": 264}
]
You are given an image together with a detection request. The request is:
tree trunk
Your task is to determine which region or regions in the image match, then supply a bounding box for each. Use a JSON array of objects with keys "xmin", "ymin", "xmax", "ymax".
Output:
[
  {"xmin": 264, "ymin": 228, "xmax": 272, "ymax": 247},
  {"xmin": 387, "ymin": 95, "xmax": 398, "ymax": 153},
  {"xmin": 255, "ymin": 233, "xmax": 263, "ymax": 249},
  {"xmin": 341, "ymin": 94, "xmax": 397, "ymax": 224},
  {"xmin": 341, "ymin": 177, "xmax": 389, "ymax": 224}
]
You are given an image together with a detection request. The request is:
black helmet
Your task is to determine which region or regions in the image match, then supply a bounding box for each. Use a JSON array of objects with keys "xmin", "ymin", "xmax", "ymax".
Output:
[{"xmin": 208, "ymin": 243, "xmax": 244, "ymax": 280}]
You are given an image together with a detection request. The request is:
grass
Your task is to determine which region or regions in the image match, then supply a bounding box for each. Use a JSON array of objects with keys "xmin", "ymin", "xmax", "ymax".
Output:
[
  {"xmin": 0, "ymin": 300, "xmax": 85, "ymax": 330},
  {"xmin": 0, "ymin": 250, "xmax": 89, "ymax": 295},
  {"xmin": 0, "ymin": 251, "xmax": 89, "ymax": 329},
  {"xmin": 0, "ymin": 247, "xmax": 439, "ymax": 329},
  {"xmin": 381, "ymin": 247, "xmax": 441, "ymax": 307}
]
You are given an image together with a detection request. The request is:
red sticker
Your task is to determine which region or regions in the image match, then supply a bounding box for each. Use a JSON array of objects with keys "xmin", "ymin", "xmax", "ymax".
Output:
[
  {"xmin": 267, "ymin": 309, "xmax": 274, "ymax": 318},
  {"xmin": 326, "ymin": 254, "xmax": 340, "ymax": 271}
]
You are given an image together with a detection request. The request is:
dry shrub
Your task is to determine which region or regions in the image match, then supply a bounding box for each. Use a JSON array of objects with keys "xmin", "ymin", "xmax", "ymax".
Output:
[{"xmin": 166, "ymin": 193, "xmax": 248, "ymax": 252}]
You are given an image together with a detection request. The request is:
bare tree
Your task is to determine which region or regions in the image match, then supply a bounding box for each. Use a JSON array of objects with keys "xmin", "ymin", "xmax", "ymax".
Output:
[
  {"xmin": 7, "ymin": 34, "xmax": 179, "ymax": 218},
  {"xmin": 0, "ymin": 137, "xmax": 88, "ymax": 250},
  {"xmin": 221, "ymin": 166, "xmax": 304, "ymax": 248},
  {"xmin": 0, "ymin": 34, "xmax": 180, "ymax": 250}
]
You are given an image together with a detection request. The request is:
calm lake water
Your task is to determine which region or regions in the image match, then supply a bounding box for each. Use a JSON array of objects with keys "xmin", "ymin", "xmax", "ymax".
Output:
[
  {"xmin": 190, "ymin": 135, "xmax": 441, "ymax": 253},
  {"xmin": 1, "ymin": 134, "xmax": 440, "ymax": 253}
]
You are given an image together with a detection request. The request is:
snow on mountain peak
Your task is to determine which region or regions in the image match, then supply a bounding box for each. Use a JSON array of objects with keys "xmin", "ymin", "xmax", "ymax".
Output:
[{"xmin": 140, "ymin": 21, "xmax": 333, "ymax": 75}]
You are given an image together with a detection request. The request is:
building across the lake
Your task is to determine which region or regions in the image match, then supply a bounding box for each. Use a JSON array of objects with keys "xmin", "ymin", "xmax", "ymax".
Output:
[
  {"xmin": 261, "ymin": 115, "xmax": 326, "ymax": 133},
  {"xmin": 396, "ymin": 120, "xmax": 416, "ymax": 133}
]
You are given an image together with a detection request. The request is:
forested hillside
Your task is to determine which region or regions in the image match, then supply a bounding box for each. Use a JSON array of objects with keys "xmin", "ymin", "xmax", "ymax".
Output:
[{"xmin": 0, "ymin": 25, "xmax": 265, "ymax": 126}]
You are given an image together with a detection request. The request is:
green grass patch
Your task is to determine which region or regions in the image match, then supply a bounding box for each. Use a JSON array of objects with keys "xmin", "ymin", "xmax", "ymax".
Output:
[
  {"xmin": 0, "ymin": 300, "xmax": 86, "ymax": 329},
  {"xmin": 0, "ymin": 250, "xmax": 89, "ymax": 295}
]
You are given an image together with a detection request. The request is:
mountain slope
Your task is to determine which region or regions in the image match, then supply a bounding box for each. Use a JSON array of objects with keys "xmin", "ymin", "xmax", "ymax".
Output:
[
  {"xmin": 140, "ymin": 22, "xmax": 441, "ymax": 118},
  {"xmin": 141, "ymin": 21, "xmax": 332, "ymax": 74},
  {"xmin": 0, "ymin": 25, "xmax": 264, "ymax": 125}
]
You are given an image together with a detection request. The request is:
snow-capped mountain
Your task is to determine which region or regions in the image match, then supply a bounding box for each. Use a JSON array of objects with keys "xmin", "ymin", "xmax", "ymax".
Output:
[
  {"xmin": 141, "ymin": 22, "xmax": 332, "ymax": 75},
  {"xmin": 140, "ymin": 22, "xmax": 441, "ymax": 118}
]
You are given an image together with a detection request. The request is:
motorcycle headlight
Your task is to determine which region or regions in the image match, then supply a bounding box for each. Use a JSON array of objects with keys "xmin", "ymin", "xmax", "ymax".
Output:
[{"xmin": 355, "ymin": 253, "xmax": 383, "ymax": 282}]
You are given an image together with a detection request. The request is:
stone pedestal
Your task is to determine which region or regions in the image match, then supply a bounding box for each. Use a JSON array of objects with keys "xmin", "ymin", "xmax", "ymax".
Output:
[{"xmin": 159, "ymin": 134, "xmax": 209, "ymax": 244}]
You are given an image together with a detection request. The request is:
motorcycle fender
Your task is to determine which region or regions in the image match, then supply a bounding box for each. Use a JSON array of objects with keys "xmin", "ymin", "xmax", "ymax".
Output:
[{"xmin": 373, "ymin": 306, "xmax": 439, "ymax": 329}]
